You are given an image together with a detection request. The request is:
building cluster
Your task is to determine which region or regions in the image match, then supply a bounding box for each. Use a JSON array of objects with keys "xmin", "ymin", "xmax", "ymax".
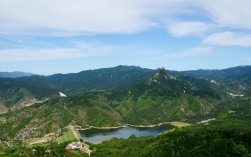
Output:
[{"xmin": 65, "ymin": 142, "xmax": 82, "ymax": 150}]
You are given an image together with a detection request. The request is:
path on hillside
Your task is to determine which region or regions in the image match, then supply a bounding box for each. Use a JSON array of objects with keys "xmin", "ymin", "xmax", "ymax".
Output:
[
  {"xmin": 68, "ymin": 125, "xmax": 80, "ymax": 140},
  {"xmin": 68, "ymin": 125, "xmax": 92, "ymax": 156},
  {"xmin": 81, "ymin": 143, "xmax": 92, "ymax": 157},
  {"xmin": 29, "ymin": 138, "xmax": 49, "ymax": 145}
]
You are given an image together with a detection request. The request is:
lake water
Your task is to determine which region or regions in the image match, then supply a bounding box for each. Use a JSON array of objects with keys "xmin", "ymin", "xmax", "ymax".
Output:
[{"xmin": 80, "ymin": 124, "xmax": 174, "ymax": 143}]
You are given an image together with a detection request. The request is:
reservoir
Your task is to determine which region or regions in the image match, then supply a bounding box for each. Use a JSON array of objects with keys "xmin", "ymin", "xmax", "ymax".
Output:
[{"xmin": 81, "ymin": 124, "xmax": 174, "ymax": 143}]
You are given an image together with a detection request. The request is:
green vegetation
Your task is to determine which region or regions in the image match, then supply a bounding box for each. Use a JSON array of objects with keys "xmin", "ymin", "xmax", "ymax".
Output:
[
  {"xmin": 1, "ymin": 142, "xmax": 89, "ymax": 157},
  {"xmin": 0, "ymin": 67, "xmax": 248, "ymax": 140},
  {"xmin": 2, "ymin": 116, "xmax": 250, "ymax": 157},
  {"xmin": 178, "ymin": 65, "xmax": 251, "ymax": 84},
  {"xmin": 89, "ymin": 94, "xmax": 251, "ymax": 157},
  {"xmin": 1, "ymin": 65, "xmax": 251, "ymax": 108},
  {"xmin": 57, "ymin": 130, "xmax": 76, "ymax": 144},
  {"xmin": 91, "ymin": 118, "xmax": 251, "ymax": 157},
  {"xmin": 0, "ymin": 66, "xmax": 153, "ymax": 107},
  {"xmin": 0, "ymin": 65, "xmax": 251, "ymax": 156}
]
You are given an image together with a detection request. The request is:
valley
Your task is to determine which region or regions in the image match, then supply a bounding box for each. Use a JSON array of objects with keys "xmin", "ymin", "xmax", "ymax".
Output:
[
  {"xmin": 2, "ymin": 0, "xmax": 251, "ymax": 156},
  {"xmin": 0, "ymin": 65, "xmax": 251, "ymax": 157}
]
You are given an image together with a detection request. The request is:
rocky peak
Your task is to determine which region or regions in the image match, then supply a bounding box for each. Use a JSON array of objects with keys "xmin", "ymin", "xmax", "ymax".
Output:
[
  {"xmin": 155, "ymin": 67, "xmax": 166, "ymax": 76},
  {"xmin": 147, "ymin": 67, "xmax": 177, "ymax": 85},
  {"xmin": 154, "ymin": 67, "xmax": 176, "ymax": 80}
]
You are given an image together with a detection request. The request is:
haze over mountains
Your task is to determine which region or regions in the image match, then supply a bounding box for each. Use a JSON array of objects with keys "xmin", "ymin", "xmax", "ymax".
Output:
[
  {"xmin": 0, "ymin": 72, "xmax": 34, "ymax": 78},
  {"xmin": 178, "ymin": 65, "xmax": 251, "ymax": 84}
]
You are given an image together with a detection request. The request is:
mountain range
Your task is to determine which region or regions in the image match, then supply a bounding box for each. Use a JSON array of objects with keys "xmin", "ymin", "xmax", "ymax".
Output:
[
  {"xmin": 0, "ymin": 65, "xmax": 251, "ymax": 156},
  {"xmin": 178, "ymin": 65, "xmax": 251, "ymax": 84},
  {"xmin": 0, "ymin": 65, "xmax": 250, "ymax": 140},
  {"xmin": 1, "ymin": 65, "xmax": 250, "ymax": 110}
]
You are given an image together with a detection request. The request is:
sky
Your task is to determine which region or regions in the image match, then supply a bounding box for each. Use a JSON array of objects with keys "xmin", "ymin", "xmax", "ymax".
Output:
[{"xmin": 0, "ymin": 0, "xmax": 251, "ymax": 75}]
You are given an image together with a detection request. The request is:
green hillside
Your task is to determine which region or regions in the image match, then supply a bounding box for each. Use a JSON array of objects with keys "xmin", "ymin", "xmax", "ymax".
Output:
[
  {"xmin": 0, "ymin": 66, "xmax": 251, "ymax": 156},
  {"xmin": 0, "ymin": 66, "xmax": 153, "ymax": 108},
  {"xmin": 18, "ymin": 65, "xmax": 153, "ymax": 94},
  {"xmin": 2, "ymin": 107, "xmax": 251, "ymax": 157},
  {"xmin": 0, "ymin": 68, "xmax": 231, "ymax": 140},
  {"xmin": 91, "ymin": 118, "xmax": 251, "ymax": 157},
  {"xmin": 2, "ymin": 65, "xmax": 251, "ymax": 110},
  {"xmin": 91, "ymin": 97, "xmax": 251, "ymax": 157}
]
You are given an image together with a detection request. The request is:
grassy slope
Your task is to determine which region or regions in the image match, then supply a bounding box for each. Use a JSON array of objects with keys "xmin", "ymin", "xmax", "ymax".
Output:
[{"xmin": 57, "ymin": 130, "xmax": 76, "ymax": 144}]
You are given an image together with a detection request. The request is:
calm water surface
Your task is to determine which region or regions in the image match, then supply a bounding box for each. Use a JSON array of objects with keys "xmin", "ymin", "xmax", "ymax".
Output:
[{"xmin": 81, "ymin": 124, "xmax": 174, "ymax": 143}]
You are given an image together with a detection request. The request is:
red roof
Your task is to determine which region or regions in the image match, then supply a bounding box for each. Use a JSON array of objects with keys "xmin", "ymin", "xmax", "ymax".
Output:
[{"xmin": 65, "ymin": 145, "xmax": 72, "ymax": 150}]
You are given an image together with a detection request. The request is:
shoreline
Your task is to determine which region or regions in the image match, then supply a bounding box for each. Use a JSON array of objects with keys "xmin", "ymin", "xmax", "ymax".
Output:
[{"xmin": 77, "ymin": 121, "xmax": 191, "ymax": 131}]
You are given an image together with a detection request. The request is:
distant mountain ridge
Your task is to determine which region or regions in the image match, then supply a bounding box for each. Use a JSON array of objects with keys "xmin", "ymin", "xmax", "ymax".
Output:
[
  {"xmin": 177, "ymin": 65, "xmax": 251, "ymax": 84},
  {"xmin": 22, "ymin": 65, "xmax": 153, "ymax": 94},
  {"xmin": 0, "ymin": 71, "xmax": 34, "ymax": 78},
  {"xmin": 0, "ymin": 66, "xmax": 154, "ymax": 109},
  {"xmin": 0, "ymin": 65, "xmax": 251, "ymax": 109}
]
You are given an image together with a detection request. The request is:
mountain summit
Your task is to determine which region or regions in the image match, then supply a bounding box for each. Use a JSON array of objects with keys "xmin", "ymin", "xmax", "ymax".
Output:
[
  {"xmin": 149, "ymin": 67, "xmax": 177, "ymax": 84},
  {"xmin": 135, "ymin": 67, "xmax": 220, "ymax": 99}
]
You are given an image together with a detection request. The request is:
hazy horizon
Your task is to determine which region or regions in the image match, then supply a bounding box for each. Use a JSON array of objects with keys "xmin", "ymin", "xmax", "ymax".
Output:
[{"xmin": 1, "ymin": 64, "xmax": 251, "ymax": 76}]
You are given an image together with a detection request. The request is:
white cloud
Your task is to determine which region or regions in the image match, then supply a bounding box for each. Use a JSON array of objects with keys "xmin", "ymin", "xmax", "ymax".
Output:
[
  {"xmin": 167, "ymin": 21, "xmax": 213, "ymax": 37},
  {"xmin": 199, "ymin": 0, "xmax": 251, "ymax": 30},
  {"xmin": 203, "ymin": 32, "xmax": 251, "ymax": 47},
  {"xmin": 0, "ymin": 0, "xmax": 251, "ymax": 37},
  {"xmin": 0, "ymin": 43, "xmax": 121, "ymax": 62},
  {"xmin": 0, "ymin": 0, "xmax": 187, "ymax": 36}
]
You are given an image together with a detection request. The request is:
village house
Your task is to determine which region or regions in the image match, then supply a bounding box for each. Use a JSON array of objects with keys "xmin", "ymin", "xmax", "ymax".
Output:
[{"xmin": 65, "ymin": 142, "xmax": 83, "ymax": 150}]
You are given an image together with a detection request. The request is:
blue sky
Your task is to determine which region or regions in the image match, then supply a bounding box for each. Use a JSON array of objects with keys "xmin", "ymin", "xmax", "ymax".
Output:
[{"xmin": 0, "ymin": 0, "xmax": 251, "ymax": 75}]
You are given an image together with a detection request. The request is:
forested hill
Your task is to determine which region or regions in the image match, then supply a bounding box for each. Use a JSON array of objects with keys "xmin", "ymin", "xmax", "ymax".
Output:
[
  {"xmin": 1, "ymin": 65, "xmax": 251, "ymax": 110},
  {"xmin": 177, "ymin": 65, "xmax": 251, "ymax": 84},
  {"xmin": 0, "ymin": 66, "xmax": 154, "ymax": 109},
  {"xmin": 0, "ymin": 68, "xmax": 228, "ymax": 140},
  {"xmin": 20, "ymin": 65, "xmax": 154, "ymax": 94},
  {"xmin": 0, "ymin": 65, "xmax": 251, "ymax": 156}
]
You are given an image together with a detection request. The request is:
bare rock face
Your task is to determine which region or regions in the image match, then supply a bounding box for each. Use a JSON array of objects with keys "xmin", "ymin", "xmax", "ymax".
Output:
[{"xmin": 59, "ymin": 92, "xmax": 67, "ymax": 97}]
